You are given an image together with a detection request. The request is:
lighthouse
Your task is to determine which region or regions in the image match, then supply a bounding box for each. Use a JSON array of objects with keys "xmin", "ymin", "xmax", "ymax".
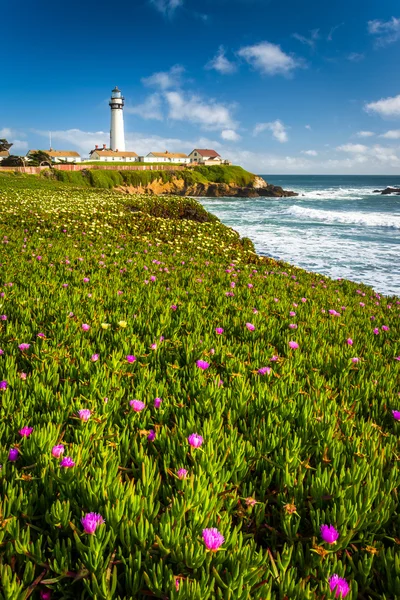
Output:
[{"xmin": 109, "ymin": 86, "xmax": 125, "ymax": 151}]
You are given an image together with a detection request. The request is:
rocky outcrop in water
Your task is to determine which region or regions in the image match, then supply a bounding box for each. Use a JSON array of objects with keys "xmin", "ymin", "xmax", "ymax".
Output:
[
  {"xmin": 373, "ymin": 187, "xmax": 400, "ymax": 195},
  {"xmin": 117, "ymin": 175, "xmax": 298, "ymax": 198}
]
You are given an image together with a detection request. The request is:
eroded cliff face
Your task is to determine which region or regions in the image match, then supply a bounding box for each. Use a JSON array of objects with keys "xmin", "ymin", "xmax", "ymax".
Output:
[{"xmin": 116, "ymin": 175, "xmax": 297, "ymax": 198}]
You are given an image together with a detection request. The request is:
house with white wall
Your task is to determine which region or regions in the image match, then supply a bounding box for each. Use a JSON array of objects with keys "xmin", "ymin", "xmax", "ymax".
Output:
[
  {"xmin": 89, "ymin": 145, "xmax": 138, "ymax": 162},
  {"xmin": 27, "ymin": 150, "xmax": 81, "ymax": 163},
  {"xmin": 140, "ymin": 151, "xmax": 190, "ymax": 164},
  {"xmin": 0, "ymin": 151, "xmax": 9, "ymax": 162}
]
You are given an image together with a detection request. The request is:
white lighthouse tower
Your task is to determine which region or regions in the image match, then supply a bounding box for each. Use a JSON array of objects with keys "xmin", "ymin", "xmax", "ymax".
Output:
[{"xmin": 109, "ymin": 86, "xmax": 125, "ymax": 151}]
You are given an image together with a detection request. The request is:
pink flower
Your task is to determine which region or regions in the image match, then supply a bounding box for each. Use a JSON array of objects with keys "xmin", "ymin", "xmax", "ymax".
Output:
[
  {"xmin": 37, "ymin": 332, "xmax": 45, "ymax": 338},
  {"xmin": 81, "ymin": 324, "xmax": 90, "ymax": 331},
  {"xmin": 270, "ymin": 355, "xmax": 279, "ymax": 362},
  {"xmin": 290, "ymin": 311, "xmax": 296, "ymax": 317},
  {"xmin": 320, "ymin": 524, "xmax": 339, "ymax": 544},
  {"xmin": 188, "ymin": 433, "xmax": 203, "ymax": 448},
  {"xmin": 289, "ymin": 341, "xmax": 299, "ymax": 350},
  {"xmin": 247, "ymin": 283, "xmax": 253, "ymax": 288},
  {"xmin": 18, "ymin": 343, "xmax": 30, "ymax": 351},
  {"xmin": 382, "ymin": 325, "xmax": 389, "ymax": 331},
  {"xmin": 40, "ymin": 589, "xmax": 52, "ymax": 600},
  {"xmin": 258, "ymin": 367, "xmax": 271, "ymax": 375},
  {"xmin": 130, "ymin": 400, "xmax": 145, "ymax": 412},
  {"xmin": 81, "ymin": 512, "xmax": 105, "ymax": 534},
  {"xmin": 79, "ymin": 409, "xmax": 91, "ymax": 421},
  {"xmin": 359, "ymin": 302, "xmax": 365, "ymax": 307},
  {"xmin": 147, "ymin": 429, "xmax": 156, "ymax": 441},
  {"xmin": 196, "ymin": 360, "xmax": 209, "ymax": 370},
  {"xmin": 346, "ymin": 338, "xmax": 353, "ymax": 345},
  {"xmin": 83, "ymin": 277, "xmax": 90, "ymax": 283},
  {"xmin": 202, "ymin": 528, "xmax": 224, "ymax": 550},
  {"xmin": 19, "ymin": 426, "xmax": 33, "ymax": 437},
  {"xmin": 328, "ymin": 574, "xmax": 350, "ymax": 598},
  {"xmin": 373, "ymin": 328, "xmax": 379, "ymax": 335},
  {"xmin": 351, "ymin": 357, "xmax": 360, "ymax": 363},
  {"xmin": 246, "ymin": 322, "xmax": 255, "ymax": 331},
  {"xmin": 20, "ymin": 372, "xmax": 27, "ymax": 380},
  {"xmin": 215, "ymin": 327, "xmax": 224, "ymax": 334},
  {"xmin": 392, "ymin": 410, "xmax": 400, "ymax": 421},
  {"xmin": 52, "ymin": 444, "xmax": 65, "ymax": 458},
  {"xmin": 301, "ymin": 297, "xmax": 307, "ymax": 303},
  {"xmin": 91, "ymin": 354, "xmax": 99, "ymax": 362},
  {"xmin": 170, "ymin": 304, "xmax": 177, "ymax": 311},
  {"xmin": 177, "ymin": 468, "xmax": 188, "ymax": 479},
  {"xmin": 126, "ymin": 355, "xmax": 136, "ymax": 363},
  {"xmin": 60, "ymin": 456, "xmax": 75, "ymax": 468},
  {"xmin": 154, "ymin": 397, "xmax": 163, "ymax": 408},
  {"xmin": 150, "ymin": 343, "xmax": 157, "ymax": 350},
  {"xmin": 289, "ymin": 324, "xmax": 298, "ymax": 329},
  {"xmin": 8, "ymin": 448, "xmax": 19, "ymax": 461}
]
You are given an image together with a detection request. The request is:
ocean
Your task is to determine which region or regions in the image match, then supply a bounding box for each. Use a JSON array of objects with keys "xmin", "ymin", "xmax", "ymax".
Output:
[{"xmin": 199, "ymin": 175, "xmax": 400, "ymax": 298}]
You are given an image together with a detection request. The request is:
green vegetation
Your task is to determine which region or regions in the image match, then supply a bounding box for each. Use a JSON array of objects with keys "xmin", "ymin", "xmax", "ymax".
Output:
[
  {"xmin": 52, "ymin": 165, "xmax": 256, "ymax": 190},
  {"xmin": 0, "ymin": 174, "xmax": 399, "ymax": 599}
]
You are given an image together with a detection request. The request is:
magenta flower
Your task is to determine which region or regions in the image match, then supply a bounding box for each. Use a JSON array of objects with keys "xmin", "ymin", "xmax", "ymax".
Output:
[
  {"xmin": 81, "ymin": 324, "xmax": 90, "ymax": 331},
  {"xmin": 91, "ymin": 354, "xmax": 99, "ymax": 362},
  {"xmin": 170, "ymin": 304, "xmax": 177, "ymax": 311},
  {"xmin": 258, "ymin": 367, "xmax": 271, "ymax": 375},
  {"xmin": 81, "ymin": 512, "xmax": 105, "ymax": 534},
  {"xmin": 0, "ymin": 380, "xmax": 7, "ymax": 390},
  {"xmin": 147, "ymin": 429, "xmax": 156, "ymax": 441},
  {"xmin": 37, "ymin": 332, "xmax": 45, "ymax": 338},
  {"xmin": 346, "ymin": 338, "xmax": 353, "ymax": 345},
  {"xmin": 154, "ymin": 397, "xmax": 163, "ymax": 408},
  {"xmin": 289, "ymin": 341, "xmax": 299, "ymax": 350},
  {"xmin": 320, "ymin": 524, "xmax": 339, "ymax": 544},
  {"xmin": 247, "ymin": 283, "xmax": 253, "ymax": 288},
  {"xmin": 19, "ymin": 426, "xmax": 33, "ymax": 437},
  {"xmin": 328, "ymin": 574, "xmax": 350, "ymax": 598},
  {"xmin": 60, "ymin": 456, "xmax": 75, "ymax": 468},
  {"xmin": 150, "ymin": 343, "xmax": 157, "ymax": 350},
  {"xmin": 52, "ymin": 444, "xmax": 65, "ymax": 458},
  {"xmin": 188, "ymin": 433, "xmax": 203, "ymax": 448},
  {"xmin": 270, "ymin": 355, "xmax": 279, "ymax": 362},
  {"xmin": 177, "ymin": 468, "xmax": 188, "ymax": 479},
  {"xmin": 126, "ymin": 355, "xmax": 136, "ymax": 363},
  {"xmin": 359, "ymin": 302, "xmax": 365, "ymax": 307},
  {"xmin": 202, "ymin": 528, "xmax": 224, "ymax": 551},
  {"xmin": 246, "ymin": 322, "xmax": 255, "ymax": 331},
  {"xmin": 373, "ymin": 328, "xmax": 379, "ymax": 335},
  {"xmin": 8, "ymin": 448, "xmax": 19, "ymax": 462},
  {"xmin": 382, "ymin": 325, "xmax": 389, "ymax": 331},
  {"xmin": 290, "ymin": 311, "xmax": 296, "ymax": 317},
  {"xmin": 83, "ymin": 277, "xmax": 90, "ymax": 283},
  {"xmin": 215, "ymin": 327, "xmax": 224, "ymax": 334},
  {"xmin": 130, "ymin": 399, "xmax": 145, "ymax": 412},
  {"xmin": 289, "ymin": 324, "xmax": 298, "ymax": 329},
  {"xmin": 0, "ymin": 315, "xmax": 7, "ymax": 320},
  {"xmin": 40, "ymin": 589, "xmax": 52, "ymax": 600},
  {"xmin": 351, "ymin": 357, "xmax": 360, "ymax": 363},
  {"xmin": 79, "ymin": 409, "xmax": 91, "ymax": 421},
  {"xmin": 196, "ymin": 360, "xmax": 210, "ymax": 370},
  {"xmin": 392, "ymin": 410, "xmax": 400, "ymax": 421},
  {"xmin": 18, "ymin": 343, "xmax": 30, "ymax": 351}
]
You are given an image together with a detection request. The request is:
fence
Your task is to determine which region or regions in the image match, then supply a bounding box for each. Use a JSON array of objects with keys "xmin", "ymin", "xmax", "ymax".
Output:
[{"xmin": 0, "ymin": 164, "xmax": 188, "ymax": 174}]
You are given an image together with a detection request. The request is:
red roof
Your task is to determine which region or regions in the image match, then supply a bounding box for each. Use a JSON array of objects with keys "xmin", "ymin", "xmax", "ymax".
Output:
[{"xmin": 192, "ymin": 149, "xmax": 221, "ymax": 158}]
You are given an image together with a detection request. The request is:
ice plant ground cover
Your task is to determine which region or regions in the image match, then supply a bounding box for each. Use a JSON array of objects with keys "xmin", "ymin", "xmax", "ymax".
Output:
[{"xmin": 0, "ymin": 173, "xmax": 399, "ymax": 599}]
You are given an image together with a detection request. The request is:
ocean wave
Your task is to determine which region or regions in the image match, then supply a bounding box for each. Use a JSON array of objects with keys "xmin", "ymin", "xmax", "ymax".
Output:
[
  {"xmin": 292, "ymin": 187, "xmax": 374, "ymax": 200},
  {"xmin": 287, "ymin": 205, "xmax": 400, "ymax": 229}
]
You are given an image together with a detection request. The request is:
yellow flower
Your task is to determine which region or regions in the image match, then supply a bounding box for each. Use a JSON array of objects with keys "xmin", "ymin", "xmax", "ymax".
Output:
[
  {"xmin": 101, "ymin": 323, "xmax": 111, "ymax": 330},
  {"xmin": 118, "ymin": 321, "xmax": 127, "ymax": 328}
]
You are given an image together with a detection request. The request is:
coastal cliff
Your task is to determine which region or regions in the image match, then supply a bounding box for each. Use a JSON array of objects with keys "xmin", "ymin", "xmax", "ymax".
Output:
[
  {"xmin": 116, "ymin": 175, "xmax": 297, "ymax": 198},
  {"xmin": 53, "ymin": 165, "xmax": 298, "ymax": 198}
]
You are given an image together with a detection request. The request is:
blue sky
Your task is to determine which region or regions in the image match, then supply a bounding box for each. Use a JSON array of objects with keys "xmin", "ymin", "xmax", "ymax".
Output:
[{"xmin": 2, "ymin": 0, "xmax": 400, "ymax": 173}]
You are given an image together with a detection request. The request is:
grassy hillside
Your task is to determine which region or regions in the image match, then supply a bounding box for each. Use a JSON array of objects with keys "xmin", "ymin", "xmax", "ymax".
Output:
[
  {"xmin": 0, "ymin": 175, "xmax": 399, "ymax": 599},
  {"xmin": 52, "ymin": 165, "xmax": 256, "ymax": 189}
]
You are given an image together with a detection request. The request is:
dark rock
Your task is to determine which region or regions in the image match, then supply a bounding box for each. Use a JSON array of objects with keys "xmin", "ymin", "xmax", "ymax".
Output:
[{"xmin": 376, "ymin": 187, "xmax": 400, "ymax": 195}]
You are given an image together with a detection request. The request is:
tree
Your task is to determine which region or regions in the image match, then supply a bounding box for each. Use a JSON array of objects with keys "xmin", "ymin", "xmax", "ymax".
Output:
[
  {"xmin": 0, "ymin": 155, "xmax": 25, "ymax": 167},
  {"xmin": 26, "ymin": 151, "xmax": 52, "ymax": 167},
  {"xmin": 0, "ymin": 139, "xmax": 12, "ymax": 152}
]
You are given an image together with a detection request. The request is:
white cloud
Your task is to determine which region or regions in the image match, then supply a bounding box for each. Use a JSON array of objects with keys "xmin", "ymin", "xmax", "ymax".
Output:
[
  {"xmin": 164, "ymin": 91, "xmax": 236, "ymax": 130},
  {"xmin": 221, "ymin": 129, "xmax": 241, "ymax": 141},
  {"xmin": 356, "ymin": 131, "xmax": 374, "ymax": 137},
  {"xmin": 150, "ymin": 0, "xmax": 183, "ymax": 17},
  {"xmin": 365, "ymin": 94, "xmax": 400, "ymax": 118},
  {"xmin": 253, "ymin": 120, "xmax": 288, "ymax": 143},
  {"xmin": 238, "ymin": 41, "xmax": 303, "ymax": 76},
  {"xmin": 337, "ymin": 143, "xmax": 369, "ymax": 153},
  {"xmin": 302, "ymin": 149, "xmax": 317, "ymax": 156},
  {"xmin": 368, "ymin": 17, "xmax": 400, "ymax": 46},
  {"xmin": 381, "ymin": 129, "xmax": 400, "ymax": 139},
  {"xmin": 347, "ymin": 52, "xmax": 365, "ymax": 62},
  {"xmin": 142, "ymin": 65, "xmax": 184, "ymax": 90},
  {"xmin": 206, "ymin": 46, "xmax": 237, "ymax": 74},
  {"xmin": 327, "ymin": 23, "xmax": 344, "ymax": 41},
  {"xmin": 292, "ymin": 29, "xmax": 319, "ymax": 48},
  {"xmin": 305, "ymin": 124, "xmax": 312, "ymax": 130},
  {"xmin": 11, "ymin": 140, "xmax": 28, "ymax": 152},
  {"xmin": 126, "ymin": 94, "xmax": 163, "ymax": 120}
]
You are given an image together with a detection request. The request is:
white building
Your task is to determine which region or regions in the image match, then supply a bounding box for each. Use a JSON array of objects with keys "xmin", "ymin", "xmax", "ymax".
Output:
[
  {"xmin": 109, "ymin": 86, "xmax": 125, "ymax": 152},
  {"xmin": 0, "ymin": 151, "xmax": 9, "ymax": 162},
  {"xmin": 89, "ymin": 146, "xmax": 138, "ymax": 162},
  {"xmin": 140, "ymin": 151, "xmax": 190, "ymax": 164},
  {"xmin": 26, "ymin": 150, "xmax": 81, "ymax": 163},
  {"xmin": 188, "ymin": 149, "xmax": 230, "ymax": 165}
]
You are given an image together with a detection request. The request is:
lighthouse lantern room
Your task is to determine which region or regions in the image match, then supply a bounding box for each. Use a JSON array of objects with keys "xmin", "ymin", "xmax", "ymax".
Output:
[{"xmin": 109, "ymin": 86, "xmax": 125, "ymax": 151}]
